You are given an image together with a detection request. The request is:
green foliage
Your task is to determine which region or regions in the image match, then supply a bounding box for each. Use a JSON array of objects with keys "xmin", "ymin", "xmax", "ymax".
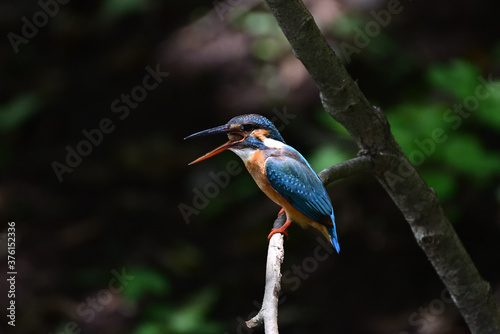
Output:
[
  {"xmin": 308, "ymin": 145, "xmax": 353, "ymax": 173},
  {"xmin": 387, "ymin": 102, "xmax": 447, "ymax": 155},
  {"xmin": 420, "ymin": 170, "xmax": 457, "ymax": 201},
  {"xmin": 163, "ymin": 288, "xmax": 221, "ymax": 333},
  {"xmin": 233, "ymin": 11, "xmax": 289, "ymax": 61},
  {"xmin": 132, "ymin": 322, "xmax": 163, "ymax": 334},
  {"xmin": 476, "ymin": 81, "xmax": 500, "ymax": 130},
  {"xmin": 330, "ymin": 14, "xmax": 365, "ymax": 37},
  {"xmin": 316, "ymin": 110, "xmax": 350, "ymax": 137},
  {"xmin": 122, "ymin": 267, "xmax": 170, "ymax": 301},
  {"xmin": 103, "ymin": 268, "xmax": 224, "ymax": 334},
  {"xmin": 0, "ymin": 93, "xmax": 42, "ymax": 134},
  {"xmin": 426, "ymin": 59, "xmax": 481, "ymax": 99},
  {"xmin": 239, "ymin": 12, "xmax": 279, "ymax": 36},
  {"xmin": 441, "ymin": 135, "xmax": 500, "ymax": 179},
  {"xmin": 385, "ymin": 59, "xmax": 500, "ymax": 202},
  {"xmin": 132, "ymin": 287, "xmax": 222, "ymax": 334},
  {"xmin": 426, "ymin": 60, "xmax": 500, "ymax": 130},
  {"xmin": 252, "ymin": 37, "xmax": 287, "ymax": 61},
  {"xmin": 73, "ymin": 268, "xmax": 222, "ymax": 334}
]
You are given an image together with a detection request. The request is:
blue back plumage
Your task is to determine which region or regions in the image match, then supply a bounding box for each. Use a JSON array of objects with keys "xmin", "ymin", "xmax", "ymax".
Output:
[{"xmin": 265, "ymin": 146, "xmax": 340, "ymax": 252}]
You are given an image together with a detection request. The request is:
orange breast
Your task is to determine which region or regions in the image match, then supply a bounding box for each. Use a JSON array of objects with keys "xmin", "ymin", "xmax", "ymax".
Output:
[{"xmin": 245, "ymin": 150, "xmax": 285, "ymax": 207}]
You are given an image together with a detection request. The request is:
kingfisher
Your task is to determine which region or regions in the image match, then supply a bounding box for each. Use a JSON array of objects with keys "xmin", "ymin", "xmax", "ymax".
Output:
[{"xmin": 185, "ymin": 114, "xmax": 340, "ymax": 253}]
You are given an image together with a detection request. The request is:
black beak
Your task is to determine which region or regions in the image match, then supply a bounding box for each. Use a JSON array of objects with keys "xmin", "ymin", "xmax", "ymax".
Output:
[
  {"xmin": 184, "ymin": 124, "xmax": 230, "ymax": 140},
  {"xmin": 184, "ymin": 124, "xmax": 244, "ymax": 165}
]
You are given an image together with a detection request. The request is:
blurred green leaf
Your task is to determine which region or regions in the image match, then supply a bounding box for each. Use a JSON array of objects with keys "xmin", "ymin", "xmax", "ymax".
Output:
[
  {"xmin": 426, "ymin": 59, "xmax": 480, "ymax": 99},
  {"xmin": 252, "ymin": 37, "xmax": 286, "ymax": 61},
  {"xmin": 316, "ymin": 110, "xmax": 350, "ymax": 137},
  {"xmin": 122, "ymin": 267, "xmax": 170, "ymax": 301},
  {"xmin": 166, "ymin": 288, "xmax": 221, "ymax": 334},
  {"xmin": 421, "ymin": 170, "xmax": 457, "ymax": 201},
  {"xmin": 441, "ymin": 135, "xmax": 500, "ymax": 178},
  {"xmin": 330, "ymin": 14, "xmax": 365, "ymax": 37},
  {"xmin": 307, "ymin": 145, "xmax": 353, "ymax": 172},
  {"xmin": 386, "ymin": 102, "xmax": 447, "ymax": 157},
  {"xmin": 0, "ymin": 93, "xmax": 42, "ymax": 134},
  {"xmin": 476, "ymin": 81, "xmax": 500, "ymax": 130},
  {"xmin": 132, "ymin": 322, "xmax": 164, "ymax": 334},
  {"xmin": 138, "ymin": 288, "xmax": 222, "ymax": 334},
  {"xmin": 240, "ymin": 12, "xmax": 280, "ymax": 36}
]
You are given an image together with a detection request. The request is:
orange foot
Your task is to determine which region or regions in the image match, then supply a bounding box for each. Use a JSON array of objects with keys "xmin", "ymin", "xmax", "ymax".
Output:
[
  {"xmin": 277, "ymin": 208, "xmax": 285, "ymax": 218},
  {"xmin": 268, "ymin": 219, "xmax": 292, "ymax": 240}
]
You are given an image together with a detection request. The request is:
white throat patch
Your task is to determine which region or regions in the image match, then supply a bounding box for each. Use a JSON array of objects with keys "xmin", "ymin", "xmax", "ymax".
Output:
[{"xmin": 229, "ymin": 147, "xmax": 256, "ymax": 163}]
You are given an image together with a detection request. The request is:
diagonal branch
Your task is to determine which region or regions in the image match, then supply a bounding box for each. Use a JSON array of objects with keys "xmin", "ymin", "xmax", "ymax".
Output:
[{"xmin": 262, "ymin": 0, "xmax": 500, "ymax": 333}]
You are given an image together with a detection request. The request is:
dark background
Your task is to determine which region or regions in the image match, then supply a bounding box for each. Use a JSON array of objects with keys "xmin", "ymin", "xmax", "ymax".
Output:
[{"xmin": 1, "ymin": 0, "xmax": 500, "ymax": 333}]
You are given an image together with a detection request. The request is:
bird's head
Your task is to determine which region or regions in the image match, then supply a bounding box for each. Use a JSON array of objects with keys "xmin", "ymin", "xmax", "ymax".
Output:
[{"xmin": 185, "ymin": 114, "xmax": 285, "ymax": 165}]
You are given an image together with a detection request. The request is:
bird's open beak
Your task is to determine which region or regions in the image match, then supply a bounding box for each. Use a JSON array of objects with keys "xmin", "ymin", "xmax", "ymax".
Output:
[{"xmin": 184, "ymin": 124, "xmax": 245, "ymax": 165}]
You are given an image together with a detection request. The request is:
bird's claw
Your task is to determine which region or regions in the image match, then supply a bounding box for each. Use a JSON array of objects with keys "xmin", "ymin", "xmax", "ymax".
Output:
[
  {"xmin": 277, "ymin": 208, "xmax": 285, "ymax": 218},
  {"xmin": 267, "ymin": 219, "xmax": 292, "ymax": 240},
  {"xmin": 268, "ymin": 228, "xmax": 289, "ymax": 240}
]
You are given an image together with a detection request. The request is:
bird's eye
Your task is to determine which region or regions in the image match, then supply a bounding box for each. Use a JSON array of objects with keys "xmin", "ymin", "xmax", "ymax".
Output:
[{"xmin": 241, "ymin": 124, "xmax": 254, "ymax": 132}]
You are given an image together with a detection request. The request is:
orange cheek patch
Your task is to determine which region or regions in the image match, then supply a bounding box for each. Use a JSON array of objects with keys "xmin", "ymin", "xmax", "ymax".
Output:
[{"xmin": 252, "ymin": 129, "xmax": 270, "ymax": 142}]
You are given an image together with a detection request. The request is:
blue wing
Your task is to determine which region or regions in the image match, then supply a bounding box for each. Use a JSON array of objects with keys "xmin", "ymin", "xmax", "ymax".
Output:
[
  {"xmin": 265, "ymin": 154, "xmax": 333, "ymax": 225},
  {"xmin": 265, "ymin": 153, "xmax": 339, "ymax": 252}
]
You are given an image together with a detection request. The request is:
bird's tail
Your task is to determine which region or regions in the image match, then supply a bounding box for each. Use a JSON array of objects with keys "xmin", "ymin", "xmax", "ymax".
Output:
[
  {"xmin": 328, "ymin": 214, "xmax": 340, "ymax": 253},
  {"xmin": 328, "ymin": 226, "xmax": 340, "ymax": 254},
  {"xmin": 310, "ymin": 217, "xmax": 340, "ymax": 253}
]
